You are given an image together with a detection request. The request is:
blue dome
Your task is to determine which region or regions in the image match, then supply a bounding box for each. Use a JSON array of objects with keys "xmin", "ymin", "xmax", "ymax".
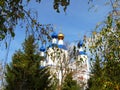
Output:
[
  {"xmin": 77, "ymin": 40, "xmax": 83, "ymax": 48},
  {"xmin": 48, "ymin": 43, "xmax": 57, "ymax": 48},
  {"xmin": 51, "ymin": 32, "xmax": 58, "ymax": 38},
  {"xmin": 78, "ymin": 51, "xmax": 87, "ymax": 55},
  {"xmin": 40, "ymin": 46, "xmax": 45, "ymax": 52},
  {"xmin": 52, "ymin": 43, "xmax": 57, "ymax": 47}
]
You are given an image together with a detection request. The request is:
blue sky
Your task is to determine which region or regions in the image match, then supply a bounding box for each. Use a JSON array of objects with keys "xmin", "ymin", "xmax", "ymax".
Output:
[{"xmin": 1, "ymin": 0, "xmax": 111, "ymax": 63}]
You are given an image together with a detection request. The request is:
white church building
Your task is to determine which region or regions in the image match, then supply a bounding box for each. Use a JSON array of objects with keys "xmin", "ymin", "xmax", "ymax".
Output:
[{"xmin": 39, "ymin": 32, "xmax": 90, "ymax": 89}]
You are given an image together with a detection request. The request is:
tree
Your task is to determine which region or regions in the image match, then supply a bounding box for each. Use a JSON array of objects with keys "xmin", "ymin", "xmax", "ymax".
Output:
[
  {"xmin": 5, "ymin": 35, "xmax": 53, "ymax": 90},
  {"xmin": 87, "ymin": 4, "xmax": 120, "ymax": 89},
  {"xmin": 0, "ymin": 61, "xmax": 4, "ymax": 90},
  {"xmin": 87, "ymin": 56, "xmax": 103, "ymax": 90},
  {"xmin": 1, "ymin": 0, "xmax": 119, "ymax": 42},
  {"xmin": 0, "ymin": 0, "xmax": 70, "ymax": 42},
  {"xmin": 62, "ymin": 72, "xmax": 80, "ymax": 90}
]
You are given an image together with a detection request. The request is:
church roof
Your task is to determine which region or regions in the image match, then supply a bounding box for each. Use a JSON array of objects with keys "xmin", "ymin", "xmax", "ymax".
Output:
[
  {"xmin": 58, "ymin": 33, "xmax": 64, "ymax": 40},
  {"xmin": 51, "ymin": 32, "xmax": 58, "ymax": 38},
  {"xmin": 58, "ymin": 45, "xmax": 67, "ymax": 50},
  {"xmin": 48, "ymin": 44, "xmax": 67, "ymax": 50},
  {"xmin": 78, "ymin": 51, "xmax": 87, "ymax": 55},
  {"xmin": 40, "ymin": 46, "xmax": 45, "ymax": 52}
]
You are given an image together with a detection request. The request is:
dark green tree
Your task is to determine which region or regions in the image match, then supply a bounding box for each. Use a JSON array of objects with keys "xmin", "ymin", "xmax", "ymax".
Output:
[
  {"xmin": 87, "ymin": 56, "xmax": 103, "ymax": 90},
  {"xmin": 62, "ymin": 72, "xmax": 80, "ymax": 90},
  {"xmin": 5, "ymin": 35, "xmax": 53, "ymax": 90}
]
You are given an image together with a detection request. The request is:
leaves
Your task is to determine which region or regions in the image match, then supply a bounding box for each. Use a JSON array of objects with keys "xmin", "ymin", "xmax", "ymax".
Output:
[
  {"xmin": 0, "ymin": 0, "xmax": 70, "ymax": 41},
  {"xmin": 5, "ymin": 35, "xmax": 53, "ymax": 90},
  {"xmin": 87, "ymin": 8, "xmax": 120, "ymax": 90},
  {"xmin": 62, "ymin": 72, "xmax": 80, "ymax": 90},
  {"xmin": 53, "ymin": 0, "xmax": 70, "ymax": 13}
]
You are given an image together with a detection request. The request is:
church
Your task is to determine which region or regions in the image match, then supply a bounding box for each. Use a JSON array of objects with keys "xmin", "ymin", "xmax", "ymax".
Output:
[{"xmin": 39, "ymin": 31, "xmax": 90, "ymax": 89}]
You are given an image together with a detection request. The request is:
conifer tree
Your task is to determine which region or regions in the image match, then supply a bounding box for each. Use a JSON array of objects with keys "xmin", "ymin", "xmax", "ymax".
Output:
[
  {"xmin": 62, "ymin": 72, "xmax": 80, "ymax": 90},
  {"xmin": 5, "ymin": 35, "xmax": 53, "ymax": 90},
  {"xmin": 87, "ymin": 56, "xmax": 103, "ymax": 90}
]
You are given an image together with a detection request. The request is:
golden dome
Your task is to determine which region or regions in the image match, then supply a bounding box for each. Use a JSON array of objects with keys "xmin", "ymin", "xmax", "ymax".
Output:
[{"xmin": 58, "ymin": 33, "xmax": 64, "ymax": 40}]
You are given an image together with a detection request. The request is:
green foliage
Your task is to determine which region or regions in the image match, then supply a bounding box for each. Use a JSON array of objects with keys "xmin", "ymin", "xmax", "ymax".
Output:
[
  {"xmin": 87, "ymin": 57, "xmax": 103, "ymax": 90},
  {"xmin": 5, "ymin": 35, "xmax": 53, "ymax": 90},
  {"xmin": 0, "ymin": 0, "xmax": 70, "ymax": 42},
  {"xmin": 0, "ymin": 0, "xmax": 25, "ymax": 40},
  {"xmin": 87, "ymin": 7, "xmax": 120, "ymax": 89},
  {"xmin": 62, "ymin": 72, "xmax": 80, "ymax": 90},
  {"xmin": 53, "ymin": 0, "xmax": 70, "ymax": 13}
]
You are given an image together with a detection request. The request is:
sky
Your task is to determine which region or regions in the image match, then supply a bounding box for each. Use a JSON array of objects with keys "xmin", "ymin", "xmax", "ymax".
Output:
[{"xmin": 0, "ymin": 0, "xmax": 111, "ymax": 63}]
